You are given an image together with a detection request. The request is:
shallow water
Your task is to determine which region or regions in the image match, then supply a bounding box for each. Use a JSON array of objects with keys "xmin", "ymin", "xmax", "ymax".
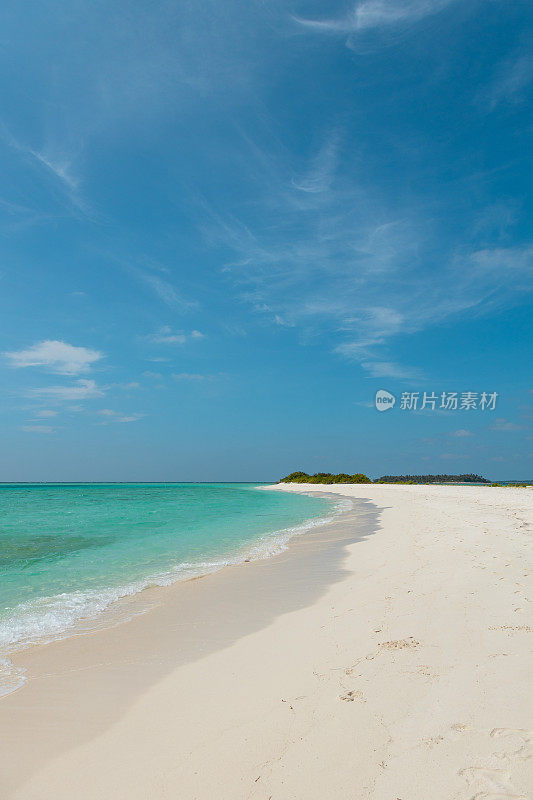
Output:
[{"xmin": 0, "ymin": 483, "xmax": 334, "ymax": 663}]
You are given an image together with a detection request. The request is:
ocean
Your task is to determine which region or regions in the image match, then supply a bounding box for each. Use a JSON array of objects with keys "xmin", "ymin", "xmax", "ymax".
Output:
[{"xmin": 0, "ymin": 483, "xmax": 336, "ymax": 693}]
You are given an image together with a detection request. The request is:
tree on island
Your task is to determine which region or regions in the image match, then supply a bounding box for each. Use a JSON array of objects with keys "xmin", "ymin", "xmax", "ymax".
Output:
[
  {"xmin": 374, "ymin": 474, "xmax": 489, "ymax": 484},
  {"xmin": 279, "ymin": 472, "xmax": 490, "ymax": 485},
  {"xmin": 280, "ymin": 472, "xmax": 371, "ymax": 484}
]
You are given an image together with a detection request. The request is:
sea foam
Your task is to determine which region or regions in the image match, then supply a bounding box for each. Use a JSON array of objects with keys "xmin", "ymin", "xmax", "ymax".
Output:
[{"xmin": 0, "ymin": 486, "xmax": 350, "ymax": 694}]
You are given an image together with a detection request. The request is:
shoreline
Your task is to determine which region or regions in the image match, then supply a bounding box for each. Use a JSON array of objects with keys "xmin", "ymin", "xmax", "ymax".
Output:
[
  {"xmin": 0, "ymin": 489, "xmax": 375, "ymax": 798},
  {"xmin": 0, "ymin": 486, "xmax": 345, "ymax": 697},
  {"xmin": 1, "ymin": 483, "xmax": 532, "ymax": 799}
]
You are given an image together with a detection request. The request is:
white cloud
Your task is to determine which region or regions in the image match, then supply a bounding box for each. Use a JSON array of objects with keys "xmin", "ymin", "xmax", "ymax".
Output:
[
  {"xmin": 125, "ymin": 264, "xmax": 197, "ymax": 311},
  {"xmin": 205, "ymin": 124, "xmax": 532, "ymax": 379},
  {"xmin": 140, "ymin": 273, "xmax": 191, "ymax": 309},
  {"xmin": 0, "ymin": 0, "xmax": 286, "ymax": 236},
  {"xmin": 0, "ymin": 124, "xmax": 90, "ymax": 216},
  {"xmin": 451, "ymin": 429, "xmax": 474, "ymax": 437},
  {"xmin": 334, "ymin": 307, "xmax": 409, "ymax": 368},
  {"xmin": 485, "ymin": 54, "xmax": 533, "ymax": 110},
  {"xmin": 489, "ymin": 418, "xmax": 522, "ymax": 432},
  {"xmin": 360, "ymin": 360, "xmax": 422, "ymax": 379},
  {"xmin": 4, "ymin": 340, "xmax": 103, "ymax": 375},
  {"xmin": 172, "ymin": 373, "xmax": 213, "ymax": 381},
  {"xmin": 294, "ymin": 0, "xmax": 457, "ymax": 35},
  {"xmin": 21, "ymin": 425, "xmax": 55, "ymax": 434},
  {"xmin": 354, "ymin": 0, "xmax": 456, "ymax": 30},
  {"xmin": 468, "ymin": 246, "xmax": 533, "ymax": 275},
  {"xmin": 95, "ymin": 409, "xmax": 145, "ymax": 424},
  {"xmin": 147, "ymin": 327, "xmax": 205, "ymax": 344},
  {"xmin": 29, "ymin": 379, "xmax": 105, "ymax": 401},
  {"xmin": 32, "ymin": 409, "xmax": 58, "ymax": 418},
  {"xmin": 291, "ymin": 135, "xmax": 340, "ymax": 195},
  {"xmin": 29, "ymin": 149, "xmax": 78, "ymax": 191},
  {"xmin": 109, "ymin": 381, "xmax": 141, "ymax": 390}
]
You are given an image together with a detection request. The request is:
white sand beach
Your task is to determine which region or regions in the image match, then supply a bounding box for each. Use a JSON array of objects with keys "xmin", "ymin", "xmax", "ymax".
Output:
[{"xmin": 1, "ymin": 483, "xmax": 532, "ymax": 799}]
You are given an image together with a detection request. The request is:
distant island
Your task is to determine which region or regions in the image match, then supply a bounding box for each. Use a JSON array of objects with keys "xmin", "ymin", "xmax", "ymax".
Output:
[
  {"xmin": 280, "ymin": 472, "xmax": 371, "ymax": 484},
  {"xmin": 279, "ymin": 472, "xmax": 489, "ymax": 485},
  {"xmin": 374, "ymin": 474, "xmax": 489, "ymax": 484}
]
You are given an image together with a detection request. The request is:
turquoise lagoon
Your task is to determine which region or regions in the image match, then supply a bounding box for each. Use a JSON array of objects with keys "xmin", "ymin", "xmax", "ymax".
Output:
[{"xmin": 0, "ymin": 483, "xmax": 336, "ymax": 675}]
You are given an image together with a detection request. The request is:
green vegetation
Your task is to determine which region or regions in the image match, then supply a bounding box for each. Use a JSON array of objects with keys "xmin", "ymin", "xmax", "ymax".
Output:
[
  {"xmin": 280, "ymin": 471, "xmax": 371, "ymax": 484},
  {"xmin": 375, "ymin": 474, "xmax": 489, "ymax": 484},
  {"xmin": 280, "ymin": 472, "xmax": 530, "ymax": 487}
]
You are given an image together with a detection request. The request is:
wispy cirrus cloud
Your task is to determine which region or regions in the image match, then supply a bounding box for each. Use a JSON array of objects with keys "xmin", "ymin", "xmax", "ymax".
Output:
[
  {"xmin": 483, "ymin": 53, "xmax": 533, "ymax": 111},
  {"xmin": 4, "ymin": 340, "xmax": 103, "ymax": 375},
  {"xmin": 0, "ymin": 123, "xmax": 89, "ymax": 217},
  {"xmin": 111, "ymin": 256, "xmax": 199, "ymax": 312},
  {"xmin": 293, "ymin": 0, "xmax": 459, "ymax": 35},
  {"xmin": 0, "ymin": 1, "xmax": 275, "ymax": 232},
  {"xmin": 172, "ymin": 372, "xmax": 214, "ymax": 381},
  {"xmin": 28, "ymin": 379, "xmax": 105, "ymax": 402},
  {"xmin": 291, "ymin": 134, "xmax": 340, "ymax": 195},
  {"xmin": 134, "ymin": 269, "xmax": 198, "ymax": 311},
  {"xmin": 489, "ymin": 418, "xmax": 522, "ymax": 432},
  {"xmin": 28, "ymin": 148, "xmax": 79, "ymax": 192},
  {"xmin": 116, "ymin": 382, "xmax": 141, "ymax": 390},
  {"xmin": 142, "ymin": 371, "xmax": 164, "ymax": 380},
  {"xmin": 359, "ymin": 360, "xmax": 422, "ymax": 379},
  {"xmin": 146, "ymin": 327, "xmax": 205, "ymax": 344},
  {"xmin": 205, "ymin": 127, "xmax": 532, "ymax": 381},
  {"xmin": 21, "ymin": 425, "xmax": 55, "ymax": 434},
  {"xmin": 96, "ymin": 409, "xmax": 144, "ymax": 423},
  {"xmin": 467, "ymin": 245, "xmax": 533, "ymax": 276}
]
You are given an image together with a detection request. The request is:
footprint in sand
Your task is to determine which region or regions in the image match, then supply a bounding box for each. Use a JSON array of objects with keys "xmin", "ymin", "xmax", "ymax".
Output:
[
  {"xmin": 490, "ymin": 728, "xmax": 533, "ymax": 762},
  {"xmin": 450, "ymin": 722, "xmax": 473, "ymax": 734},
  {"xmin": 413, "ymin": 664, "xmax": 437, "ymax": 680},
  {"xmin": 458, "ymin": 766, "xmax": 527, "ymax": 799},
  {"xmin": 421, "ymin": 735, "xmax": 444, "ymax": 748},
  {"xmin": 489, "ymin": 625, "xmax": 532, "ymax": 634},
  {"xmin": 339, "ymin": 689, "xmax": 364, "ymax": 702},
  {"xmin": 379, "ymin": 636, "xmax": 420, "ymax": 650}
]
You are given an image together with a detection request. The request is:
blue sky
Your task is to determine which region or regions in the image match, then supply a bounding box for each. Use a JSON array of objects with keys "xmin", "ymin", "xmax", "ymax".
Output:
[{"xmin": 0, "ymin": 0, "xmax": 531, "ymax": 481}]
